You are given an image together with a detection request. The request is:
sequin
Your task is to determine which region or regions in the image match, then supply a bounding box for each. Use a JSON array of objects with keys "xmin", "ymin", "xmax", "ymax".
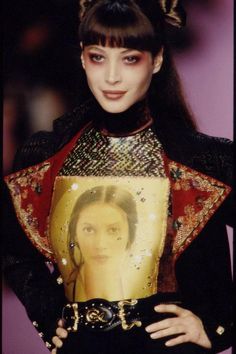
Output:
[
  {"xmin": 71, "ymin": 183, "xmax": 79, "ymax": 190},
  {"xmin": 57, "ymin": 275, "xmax": 63, "ymax": 285},
  {"xmin": 59, "ymin": 128, "xmax": 166, "ymax": 178}
]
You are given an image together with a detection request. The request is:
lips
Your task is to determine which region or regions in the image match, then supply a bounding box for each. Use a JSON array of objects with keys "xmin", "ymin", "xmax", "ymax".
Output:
[
  {"xmin": 102, "ymin": 90, "xmax": 126, "ymax": 100},
  {"xmin": 93, "ymin": 255, "xmax": 110, "ymax": 263}
]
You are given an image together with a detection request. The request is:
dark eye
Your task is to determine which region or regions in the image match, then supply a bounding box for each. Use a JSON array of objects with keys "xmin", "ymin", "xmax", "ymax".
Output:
[
  {"xmin": 107, "ymin": 227, "xmax": 120, "ymax": 236},
  {"xmin": 89, "ymin": 54, "xmax": 104, "ymax": 63},
  {"xmin": 124, "ymin": 56, "xmax": 140, "ymax": 64},
  {"xmin": 83, "ymin": 226, "xmax": 95, "ymax": 235}
]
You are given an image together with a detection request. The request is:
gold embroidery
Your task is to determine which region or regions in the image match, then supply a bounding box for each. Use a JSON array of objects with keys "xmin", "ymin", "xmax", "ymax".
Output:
[
  {"xmin": 8, "ymin": 163, "xmax": 50, "ymax": 190},
  {"xmin": 169, "ymin": 162, "xmax": 231, "ymax": 258},
  {"xmin": 5, "ymin": 162, "xmax": 54, "ymax": 260}
]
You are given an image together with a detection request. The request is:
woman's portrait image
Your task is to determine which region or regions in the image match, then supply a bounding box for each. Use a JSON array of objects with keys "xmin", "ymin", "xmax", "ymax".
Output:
[
  {"xmin": 49, "ymin": 176, "xmax": 170, "ymax": 301},
  {"xmin": 67, "ymin": 185, "xmax": 137, "ymax": 300}
]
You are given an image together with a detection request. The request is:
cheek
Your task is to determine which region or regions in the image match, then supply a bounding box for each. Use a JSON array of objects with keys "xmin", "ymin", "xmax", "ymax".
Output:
[
  {"xmin": 78, "ymin": 240, "xmax": 93, "ymax": 258},
  {"xmin": 84, "ymin": 61, "xmax": 102, "ymax": 82},
  {"xmin": 126, "ymin": 67, "xmax": 153, "ymax": 91},
  {"xmin": 116, "ymin": 230, "xmax": 129, "ymax": 250},
  {"xmin": 138, "ymin": 67, "xmax": 153, "ymax": 87},
  {"xmin": 76, "ymin": 230, "xmax": 89, "ymax": 250}
]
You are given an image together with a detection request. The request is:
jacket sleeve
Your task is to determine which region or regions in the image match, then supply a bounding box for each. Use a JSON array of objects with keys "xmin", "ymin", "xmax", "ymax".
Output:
[
  {"xmin": 175, "ymin": 208, "xmax": 233, "ymax": 353},
  {"xmin": 3, "ymin": 132, "xmax": 67, "ymax": 351}
]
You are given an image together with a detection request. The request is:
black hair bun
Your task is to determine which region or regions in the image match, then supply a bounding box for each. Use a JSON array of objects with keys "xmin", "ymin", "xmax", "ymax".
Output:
[{"xmin": 79, "ymin": 0, "xmax": 186, "ymax": 28}]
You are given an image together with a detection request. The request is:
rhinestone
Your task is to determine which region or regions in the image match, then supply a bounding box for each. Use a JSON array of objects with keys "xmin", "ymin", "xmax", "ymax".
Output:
[
  {"xmin": 71, "ymin": 183, "xmax": 78, "ymax": 190},
  {"xmin": 216, "ymin": 326, "xmax": 225, "ymax": 335},
  {"xmin": 56, "ymin": 276, "xmax": 63, "ymax": 285}
]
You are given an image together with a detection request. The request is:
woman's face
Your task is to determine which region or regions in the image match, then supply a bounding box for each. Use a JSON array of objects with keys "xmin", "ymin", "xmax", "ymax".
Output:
[
  {"xmin": 81, "ymin": 45, "xmax": 163, "ymax": 113},
  {"xmin": 75, "ymin": 202, "xmax": 129, "ymax": 266}
]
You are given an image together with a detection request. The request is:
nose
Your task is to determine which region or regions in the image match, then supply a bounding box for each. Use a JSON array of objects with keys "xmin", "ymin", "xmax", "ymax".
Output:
[
  {"xmin": 95, "ymin": 232, "xmax": 108, "ymax": 250},
  {"xmin": 105, "ymin": 61, "xmax": 121, "ymax": 85}
]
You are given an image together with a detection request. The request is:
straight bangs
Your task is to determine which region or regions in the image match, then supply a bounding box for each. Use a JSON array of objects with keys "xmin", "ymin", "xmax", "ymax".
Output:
[{"xmin": 79, "ymin": 1, "xmax": 162, "ymax": 55}]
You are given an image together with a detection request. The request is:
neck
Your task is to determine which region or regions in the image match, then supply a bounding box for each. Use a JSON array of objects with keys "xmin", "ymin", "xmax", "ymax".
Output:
[{"xmin": 93, "ymin": 99, "xmax": 153, "ymax": 137}]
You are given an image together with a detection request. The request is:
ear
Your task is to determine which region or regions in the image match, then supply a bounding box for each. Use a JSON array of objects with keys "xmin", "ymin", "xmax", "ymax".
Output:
[
  {"xmin": 152, "ymin": 48, "xmax": 164, "ymax": 74},
  {"xmin": 81, "ymin": 53, "xmax": 85, "ymax": 70},
  {"xmin": 80, "ymin": 41, "xmax": 85, "ymax": 69}
]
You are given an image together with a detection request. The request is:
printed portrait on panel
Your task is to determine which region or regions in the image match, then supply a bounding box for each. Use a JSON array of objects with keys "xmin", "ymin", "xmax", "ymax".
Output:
[{"xmin": 49, "ymin": 176, "xmax": 170, "ymax": 301}]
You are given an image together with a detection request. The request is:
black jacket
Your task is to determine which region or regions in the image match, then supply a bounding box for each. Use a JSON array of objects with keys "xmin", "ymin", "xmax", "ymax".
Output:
[{"xmin": 3, "ymin": 100, "xmax": 233, "ymax": 352}]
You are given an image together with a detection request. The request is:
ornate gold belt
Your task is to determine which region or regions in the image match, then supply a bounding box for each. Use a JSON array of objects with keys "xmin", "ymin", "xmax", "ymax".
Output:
[{"xmin": 62, "ymin": 293, "xmax": 181, "ymax": 332}]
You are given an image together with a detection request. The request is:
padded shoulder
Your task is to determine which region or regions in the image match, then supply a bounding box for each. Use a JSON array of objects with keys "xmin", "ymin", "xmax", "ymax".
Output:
[
  {"xmin": 187, "ymin": 131, "xmax": 233, "ymax": 186},
  {"xmin": 12, "ymin": 131, "xmax": 57, "ymax": 172},
  {"xmin": 160, "ymin": 125, "xmax": 233, "ymax": 187},
  {"xmin": 12, "ymin": 99, "xmax": 93, "ymax": 172}
]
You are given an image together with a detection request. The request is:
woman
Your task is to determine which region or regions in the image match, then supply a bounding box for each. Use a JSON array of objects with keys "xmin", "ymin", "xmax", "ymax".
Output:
[
  {"xmin": 65, "ymin": 185, "xmax": 137, "ymax": 301},
  {"xmin": 3, "ymin": 0, "xmax": 233, "ymax": 353}
]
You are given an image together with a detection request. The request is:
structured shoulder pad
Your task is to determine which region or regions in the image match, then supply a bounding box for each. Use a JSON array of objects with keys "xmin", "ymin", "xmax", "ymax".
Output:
[
  {"xmin": 12, "ymin": 99, "xmax": 94, "ymax": 172},
  {"xmin": 13, "ymin": 131, "xmax": 57, "ymax": 172},
  {"xmin": 189, "ymin": 132, "xmax": 233, "ymax": 186}
]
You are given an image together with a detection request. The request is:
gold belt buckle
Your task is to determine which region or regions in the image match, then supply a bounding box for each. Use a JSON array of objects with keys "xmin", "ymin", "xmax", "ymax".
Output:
[
  {"xmin": 65, "ymin": 303, "xmax": 80, "ymax": 332},
  {"xmin": 118, "ymin": 299, "xmax": 142, "ymax": 330}
]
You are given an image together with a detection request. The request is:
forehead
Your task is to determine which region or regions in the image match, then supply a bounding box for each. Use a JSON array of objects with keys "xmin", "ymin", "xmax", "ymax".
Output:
[{"xmin": 78, "ymin": 202, "xmax": 127, "ymax": 220}]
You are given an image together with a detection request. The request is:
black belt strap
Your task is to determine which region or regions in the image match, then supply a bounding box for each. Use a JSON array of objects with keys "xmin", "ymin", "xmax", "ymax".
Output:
[{"xmin": 62, "ymin": 293, "xmax": 181, "ymax": 332}]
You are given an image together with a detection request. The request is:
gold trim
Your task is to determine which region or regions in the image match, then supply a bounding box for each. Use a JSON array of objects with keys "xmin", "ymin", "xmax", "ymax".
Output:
[
  {"xmin": 5, "ymin": 162, "xmax": 54, "ymax": 260},
  {"xmin": 118, "ymin": 300, "xmax": 142, "ymax": 330},
  {"xmin": 169, "ymin": 162, "xmax": 231, "ymax": 257},
  {"xmin": 65, "ymin": 303, "xmax": 80, "ymax": 332}
]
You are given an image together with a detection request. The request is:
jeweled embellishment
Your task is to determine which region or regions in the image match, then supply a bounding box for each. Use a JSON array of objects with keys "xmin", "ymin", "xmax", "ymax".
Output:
[
  {"xmin": 216, "ymin": 326, "xmax": 225, "ymax": 335},
  {"xmin": 4, "ymin": 162, "xmax": 54, "ymax": 260},
  {"xmin": 59, "ymin": 128, "xmax": 166, "ymax": 178},
  {"xmin": 169, "ymin": 162, "xmax": 231, "ymax": 258}
]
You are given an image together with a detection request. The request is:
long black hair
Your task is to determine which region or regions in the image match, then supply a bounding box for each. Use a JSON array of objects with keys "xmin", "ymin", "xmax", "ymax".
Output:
[{"xmin": 77, "ymin": 0, "xmax": 196, "ymax": 132}]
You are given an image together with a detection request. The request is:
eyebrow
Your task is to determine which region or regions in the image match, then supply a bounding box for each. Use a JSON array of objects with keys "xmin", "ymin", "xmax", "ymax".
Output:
[
  {"xmin": 80, "ymin": 222, "xmax": 121, "ymax": 227},
  {"xmin": 86, "ymin": 46, "xmax": 143, "ymax": 54},
  {"xmin": 107, "ymin": 222, "xmax": 121, "ymax": 228}
]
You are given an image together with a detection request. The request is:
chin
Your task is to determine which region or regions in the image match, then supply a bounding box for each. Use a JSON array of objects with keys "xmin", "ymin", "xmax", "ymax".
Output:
[
  {"xmin": 102, "ymin": 106, "xmax": 128, "ymax": 114},
  {"xmin": 97, "ymin": 100, "xmax": 132, "ymax": 114}
]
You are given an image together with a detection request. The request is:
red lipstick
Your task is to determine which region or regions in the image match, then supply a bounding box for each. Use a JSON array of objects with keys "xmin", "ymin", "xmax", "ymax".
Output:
[{"xmin": 102, "ymin": 90, "xmax": 126, "ymax": 100}]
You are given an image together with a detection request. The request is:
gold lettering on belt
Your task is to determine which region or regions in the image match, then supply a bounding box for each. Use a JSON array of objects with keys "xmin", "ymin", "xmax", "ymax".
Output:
[{"xmin": 86, "ymin": 308, "xmax": 108, "ymax": 324}]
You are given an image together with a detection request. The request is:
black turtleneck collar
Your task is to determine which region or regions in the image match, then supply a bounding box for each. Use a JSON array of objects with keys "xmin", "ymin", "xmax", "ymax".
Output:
[{"xmin": 92, "ymin": 99, "xmax": 153, "ymax": 137}]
